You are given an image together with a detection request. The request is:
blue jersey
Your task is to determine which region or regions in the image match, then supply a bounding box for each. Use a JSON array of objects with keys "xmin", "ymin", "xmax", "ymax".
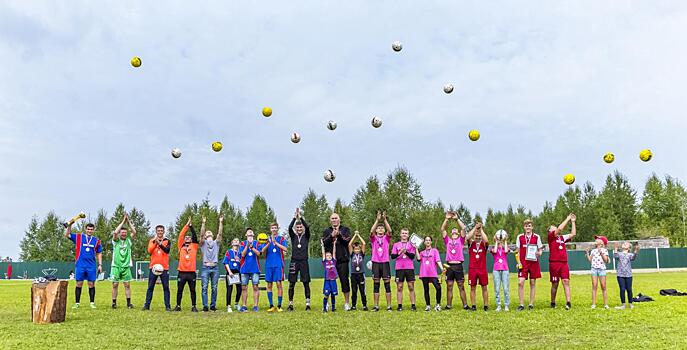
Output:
[
  {"xmin": 239, "ymin": 240, "xmax": 264, "ymax": 274},
  {"xmin": 69, "ymin": 233, "xmax": 102, "ymax": 270},
  {"xmin": 265, "ymin": 236, "xmax": 288, "ymax": 268},
  {"xmin": 223, "ymin": 249, "xmax": 241, "ymax": 272}
]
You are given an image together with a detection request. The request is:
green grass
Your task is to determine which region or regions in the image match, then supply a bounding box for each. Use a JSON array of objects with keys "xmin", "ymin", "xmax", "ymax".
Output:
[{"xmin": 2, "ymin": 272, "xmax": 687, "ymax": 349}]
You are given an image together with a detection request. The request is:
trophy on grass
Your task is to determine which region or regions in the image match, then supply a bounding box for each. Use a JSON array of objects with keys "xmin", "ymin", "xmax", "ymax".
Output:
[{"xmin": 63, "ymin": 212, "xmax": 86, "ymax": 228}]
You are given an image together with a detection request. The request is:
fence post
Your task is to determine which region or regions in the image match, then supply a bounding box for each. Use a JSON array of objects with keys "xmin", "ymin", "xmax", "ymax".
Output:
[{"xmin": 655, "ymin": 247, "xmax": 660, "ymax": 272}]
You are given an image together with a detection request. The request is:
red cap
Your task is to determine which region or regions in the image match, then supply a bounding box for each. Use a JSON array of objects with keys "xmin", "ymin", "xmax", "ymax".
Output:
[{"xmin": 594, "ymin": 235, "xmax": 608, "ymax": 246}]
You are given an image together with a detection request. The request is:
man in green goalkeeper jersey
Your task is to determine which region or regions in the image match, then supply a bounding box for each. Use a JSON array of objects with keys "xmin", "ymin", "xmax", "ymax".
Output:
[{"xmin": 111, "ymin": 213, "xmax": 136, "ymax": 309}]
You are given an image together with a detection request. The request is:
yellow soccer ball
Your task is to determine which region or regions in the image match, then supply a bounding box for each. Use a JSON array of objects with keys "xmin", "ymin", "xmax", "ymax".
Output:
[
  {"xmin": 468, "ymin": 129, "xmax": 480, "ymax": 141},
  {"xmin": 131, "ymin": 56, "xmax": 142, "ymax": 67},
  {"xmin": 639, "ymin": 149, "xmax": 652, "ymax": 162},
  {"xmin": 212, "ymin": 141, "xmax": 223, "ymax": 152},
  {"xmin": 603, "ymin": 152, "xmax": 615, "ymax": 164},
  {"xmin": 257, "ymin": 232, "xmax": 269, "ymax": 244},
  {"xmin": 262, "ymin": 107, "xmax": 272, "ymax": 117},
  {"xmin": 563, "ymin": 174, "xmax": 575, "ymax": 185}
]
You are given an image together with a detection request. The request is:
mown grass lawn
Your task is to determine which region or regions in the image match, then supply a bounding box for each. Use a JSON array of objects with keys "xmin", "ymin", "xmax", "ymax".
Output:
[{"xmin": 1, "ymin": 272, "xmax": 686, "ymax": 349}]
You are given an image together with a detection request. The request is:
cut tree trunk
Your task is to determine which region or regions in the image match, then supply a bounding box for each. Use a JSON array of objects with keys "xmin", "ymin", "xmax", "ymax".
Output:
[{"xmin": 31, "ymin": 281, "xmax": 68, "ymax": 324}]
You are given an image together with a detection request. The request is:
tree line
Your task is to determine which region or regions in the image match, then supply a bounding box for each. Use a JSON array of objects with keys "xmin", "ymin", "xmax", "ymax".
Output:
[{"xmin": 19, "ymin": 168, "xmax": 687, "ymax": 262}]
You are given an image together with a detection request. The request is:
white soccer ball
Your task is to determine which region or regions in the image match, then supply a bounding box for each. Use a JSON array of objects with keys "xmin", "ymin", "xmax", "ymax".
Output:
[
  {"xmin": 152, "ymin": 264, "xmax": 164, "ymax": 276},
  {"xmin": 392, "ymin": 41, "xmax": 403, "ymax": 52},
  {"xmin": 443, "ymin": 83, "xmax": 454, "ymax": 94},
  {"xmin": 495, "ymin": 229, "xmax": 508, "ymax": 241},
  {"xmin": 171, "ymin": 148, "xmax": 182, "ymax": 159},
  {"xmin": 371, "ymin": 117, "xmax": 383, "ymax": 128},
  {"xmin": 324, "ymin": 169, "xmax": 336, "ymax": 182},
  {"xmin": 366, "ymin": 260, "xmax": 373, "ymax": 270},
  {"xmin": 327, "ymin": 120, "xmax": 337, "ymax": 131},
  {"xmin": 291, "ymin": 132, "xmax": 301, "ymax": 143}
]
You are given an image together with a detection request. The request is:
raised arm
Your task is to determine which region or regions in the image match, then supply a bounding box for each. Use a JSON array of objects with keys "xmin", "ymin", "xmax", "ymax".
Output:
[
  {"xmin": 568, "ymin": 214, "xmax": 576, "ymax": 240},
  {"xmin": 370, "ymin": 211, "xmax": 381, "ymax": 235},
  {"xmin": 112, "ymin": 216, "xmax": 126, "ymax": 241},
  {"xmin": 441, "ymin": 213, "xmax": 450, "ymax": 237},
  {"xmin": 125, "ymin": 214, "xmax": 137, "ymax": 240},
  {"xmin": 216, "ymin": 215, "xmax": 224, "ymax": 243},
  {"xmin": 382, "ymin": 211, "xmax": 392, "ymax": 235},
  {"xmin": 321, "ymin": 239, "xmax": 326, "ymax": 261},
  {"xmin": 199, "ymin": 216, "xmax": 207, "ymax": 245},
  {"xmin": 556, "ymin": 214, "xmax": 572, "ymax": 234},
  {"xmin": 64, "ymin": 222, "xmax": 72, "ymax": 238}
]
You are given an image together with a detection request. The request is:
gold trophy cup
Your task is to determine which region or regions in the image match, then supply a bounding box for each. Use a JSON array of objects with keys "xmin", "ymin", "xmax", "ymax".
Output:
[{"xmin": 63, "ymin": 212, "xmax": 86, "ymax": 228}]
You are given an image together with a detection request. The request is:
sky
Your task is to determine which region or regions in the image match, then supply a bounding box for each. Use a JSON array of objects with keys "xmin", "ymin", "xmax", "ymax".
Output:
[{"xmin": 1, "ymin": 1, "xmax": 686, "ymax": 260}]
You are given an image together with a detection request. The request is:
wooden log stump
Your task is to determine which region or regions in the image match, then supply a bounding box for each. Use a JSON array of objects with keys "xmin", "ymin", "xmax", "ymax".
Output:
[{"xmin": 31, "ymin": 280, "xmax": 68, "ymax": 324}]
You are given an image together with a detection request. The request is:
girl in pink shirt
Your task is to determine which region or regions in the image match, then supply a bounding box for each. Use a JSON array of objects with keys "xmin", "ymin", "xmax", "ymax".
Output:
[
  {"xmin": 491, "ymin": 232, "xmax": 511, "ymax": 312},
  {"xmin": 416, "ymin": 236, "xmax": 445, "ymax": 312}
]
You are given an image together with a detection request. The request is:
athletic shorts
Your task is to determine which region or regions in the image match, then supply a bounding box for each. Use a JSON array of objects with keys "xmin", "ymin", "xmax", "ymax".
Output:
[
  {"xmin": 372, "ymin": 262, "xmax": 391, "ymax": 280},
  {"xmin": 590, "ymin": 268, "xmax": 607, "ymax": 277},
  {"xmin": 518, "ymin": 260, "xmax": 541, "ymax": 280},
  {"xmin": 265, "ymin": 266, "xmax": 284, "ymax": 283},
  {"xmin": 110, "ymin": 266, "xmax": 132, "ymax": 282},
  {"xmin": 395, "ymin": 269, "xmax": 415, "ymax": 283},
  {"xmin": 468, "ymin": 270, "xmax": 489, "ymax": 286},
  {"xmin": 446, "ymin": 262, "xmax": 465, "ymax": 282},
  {"xmin": 241, "ymin": 273, "xmax": 260, "ymax": 286},
  {"xmin": 549, "ymin": 261, "xmax": 570, "ymax": 282},
  {"xmin": 323, "ymin": 279, "xmax": 338, "ymax": 296},
  {"xmin": 75, "ymin": 267, "xmax": 97, "ymax": 282},
  {"xmin": 288, "ymin": 260, "xmax": 311, "ymax": 283}
]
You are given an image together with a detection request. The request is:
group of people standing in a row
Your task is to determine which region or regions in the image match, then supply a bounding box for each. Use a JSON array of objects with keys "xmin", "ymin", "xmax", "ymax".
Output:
[{"xmin": 63, "ymin": 209, "xmax": 641, "ymax": 312}]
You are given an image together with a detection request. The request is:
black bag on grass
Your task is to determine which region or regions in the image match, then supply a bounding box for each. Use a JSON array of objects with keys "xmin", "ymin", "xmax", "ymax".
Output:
[
  {"xmin": 659, "ymin": 289, "xmax": 687, "ymax": 296},
  {"xmin": 632, "ymin": 293, "xmax": 654, "ymax": 302}
]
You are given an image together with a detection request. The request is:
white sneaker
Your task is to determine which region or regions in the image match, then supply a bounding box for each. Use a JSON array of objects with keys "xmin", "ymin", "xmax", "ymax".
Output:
[
  {"xmin": 504, "ymin": 305, "xmax": 510, "ymax": 312},
  {"xmin": 591, "ymin": 304, "xmax": 597, "ymax": 309},
  {"xmin": 234, "ymin": 304, "xmax": 240, "ymax": 311},
  {"xmin": 424, "ymin": 305, "xmax": 431, "ymax": 312},
  {"xmin": 434, "ymin": 304, "xmax": 441, "ymax": 311},
  {"xmin": 495, "ymin": 305, "xmax": 502, "ymax": 312},
  {"xmin": 344, "ymin": 303, "xmax": 351, "ymax": 311},
  {"xmin": 614, "ymin": 305, "xmax": 625, "ymax": 310},
  {"xmin": 629, "ymin": 303, "xmax": 634, "ymax": 309},
  {"xmin": 227, "ymin": 306, "xmax": 233, "ymax": 313},
  {"xmin": 604, "ymin": 305, "xmax": 609, "ymax": 310}
]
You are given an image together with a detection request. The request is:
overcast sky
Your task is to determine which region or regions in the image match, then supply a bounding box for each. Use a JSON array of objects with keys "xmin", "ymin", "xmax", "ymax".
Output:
[{"xmin": 1, "ymin": 1, "xmax": 686, "ymax": 259}]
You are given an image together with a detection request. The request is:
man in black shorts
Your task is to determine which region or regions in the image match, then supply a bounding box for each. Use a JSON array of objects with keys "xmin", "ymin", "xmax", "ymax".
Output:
[
  {"xmin": 441, "ymin": 212, "xmax": 469, "ymax": 310},
  {"xmin": 287, "ymin": 208, "xmax": 311, "ymax": 311},
  {"xmin": 322, "ymin": 213, "xmax": 352, "ymax": 310}
]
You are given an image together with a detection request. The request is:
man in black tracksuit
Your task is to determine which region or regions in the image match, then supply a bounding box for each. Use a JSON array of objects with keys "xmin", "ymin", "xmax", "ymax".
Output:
[
  {"xmin": 322, "ymin": 213, "xmax": 352, "ymax": 310},
  {"xmin": 287, "ymin": 208, "xmax": 311, "ymax": 311}
]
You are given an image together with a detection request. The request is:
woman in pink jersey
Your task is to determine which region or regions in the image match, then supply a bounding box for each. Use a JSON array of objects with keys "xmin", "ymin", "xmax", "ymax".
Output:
[
  {"xmin": 441, "ymin": 211, "xmax": 468, "ymax": 310},
  {"xmin": 392, "ymin": 228, "xmax": 417, "ymax": 311},
  {"xmin": 417, "ymin": 236, "xmax": 445, "ymax": 312},
  {"xmin": 369, "ymin": 211, "xmax": 392, "ymax": 312},
  {"xmin": 491, "ymin": 231, "xmax": 511, "ymax": 312}
]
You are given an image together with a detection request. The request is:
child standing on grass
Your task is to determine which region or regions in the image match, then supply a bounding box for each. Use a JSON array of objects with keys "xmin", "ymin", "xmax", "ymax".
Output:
[
  {"xmin": 614, "ymin": 241, "xmax": 640, "ymax": 310},
  {"xmin": 348, "ymin": 231, "xmax": 368, "ymax": 311},
  {"xmin": 322, "ymin": 238, "xmax": 339, "ymax": 312},
  {"xmin": 586, "ymin": 235, "xmax": 609, "ymax": 309},
  {"xmin": 491, "ymin": 233, "xmax": 510, "ymax": 312}
]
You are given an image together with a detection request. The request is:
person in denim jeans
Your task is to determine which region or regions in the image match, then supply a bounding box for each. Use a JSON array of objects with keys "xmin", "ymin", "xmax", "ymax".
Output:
[
  {"xmin": 200, "ymin": 215, "xmax": 223, "ymax": 312},
  {"xmin": 490, "ymin": 233, "xmax": 510, "ymax": 312},
  {"xmin": 613, "ymin": 241, "xmax": 640, "ymax": 310},
  {"xmin": 586, "ymin": 235, "xmax": 609, "ymax": 309}
]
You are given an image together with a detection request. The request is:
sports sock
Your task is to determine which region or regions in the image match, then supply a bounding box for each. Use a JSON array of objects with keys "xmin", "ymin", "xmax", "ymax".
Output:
[
  {"xmin": 267, "ymin": 292, "xmax": 273, "ymax": 307},
  {"xmin": 127, "ymin": 298, "xmax": 131, "ymax": 305},
  {"xmin": 331, "ymin": 296, "xmax": 336, "ymax": 309},
  {"xmin": 75, "ymin": 287, "xmax": 82, "ymax": 303},
  {"xmin": 88, "ymin": 287, "xmax": 95, "ymax": 303},
  {"xmin": 323, "ymin": 297, "xmax": 328, "ymax": 310},
  {"xmin": 112, "ymin": 299, "xmax": 117, "ymax": 305},
  {"xmin": 278, "ymin": 296, "xmax": 283, "ymax": 307}
]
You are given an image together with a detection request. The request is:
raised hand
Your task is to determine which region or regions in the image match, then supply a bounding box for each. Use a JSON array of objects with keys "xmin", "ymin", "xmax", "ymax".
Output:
[
  {"xmin": 570, "ymin": 213, "xmax": 576, "ymax": 222},
  {"xmin": 219, "ymin": 214, "xmax": 224, "ymax": 222},
  {"xmin": 186, "ymin": 216, "xmax": 192, "ymax": 226},
  {"xmin": 382, "ymin": 211, "xmax": 387, "ymax": 219},
  {"xmin": 376, "ymin": 211, "xmax": 382, "ymax": 220},
  {"xmin": 202, "ymin": 216, "xmax": 207, "ymax": 224},
  {"xmin": 445, "ymin": 212, "xmax": 453, "ymax": 220}
]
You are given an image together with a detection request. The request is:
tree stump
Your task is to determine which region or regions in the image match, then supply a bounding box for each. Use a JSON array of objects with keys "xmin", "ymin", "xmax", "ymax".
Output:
[{"xmin": 31, "ymin": 281, "xmax": 68, "ymax": 324}]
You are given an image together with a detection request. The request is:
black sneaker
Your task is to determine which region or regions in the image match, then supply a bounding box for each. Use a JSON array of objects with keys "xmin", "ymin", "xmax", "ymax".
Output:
[
  {"xmin": 362, "ymin": 306, "xmax": 369, "ymax": 311},
  {"xmin": 445, "ymin": 305, "xmax": 452, "ymax": 310},
  {"xmin": 470, "ymin": 305, "xmax": 477, "ymax": 311},
  {"xmin": 550, "ymin": 302, "xmax": 556, "ymax": 309},
  {"xmin": 173, "ymin": 306, "xmax": 181, "ymax": 312},
  {"xmin": 305, "ymin": 305, "xmax": 311, "ymax": 311},
  {"xmin": 463, "ymin": 305, "xmax": 470, "ymax": 310},
  {"xmin": 127, "ymin": 304, "xmax": 134, "ymax": 309},
  {"xmin": 112, "ymin": 303, "xmax": 117, "ymax": 309},
  {"xmin": 517, "ymin": 305, "xmax": 525, "ymax": 311},
  {"xmin": 287, "ymin": 305, "xmax": 294, "ymax": 312},
  {"xmin": 191, "ymin": 306, "xmax": 199, "ymax": 312},
  {"xmin": 372, "ymin": 306, "xmax": 379, "ymax": 312},
  {"xmin": 411, "ymin": 305, "xmax": 417, "ymax": 311},
  {"xmin": 565, "ymin": 302, "xmax": 571, "ymax": 310},
  {"xmin": 202, "ymin": 306, "xmax": 209, "ymax": 312},
  {"xmin": 397, "ymin": 305, "xmax": 403, "ymax": 312},
  {"xmin": 483, "ymin": 305, "xmax": 488, "ymax": 312},
  {"xmin": 210, "ymin": 306, "xmax": 217, "ymax": 311},
  {"xmin": 165, "ymin": 307, "xmax": 172, "ymax": 312},
  {"xmin": 331, "ymin": 307, "xmax": 336, "ymax": 312},
  {"xmin": 528, "ymin": 304, "xmax": 534, "ymax": 310},
  {"xmin": 142, "ymin": 305, "xmax": 150, "ymax": 311},
  {"xmin": 386, "ymin": 307, "xmax": 392, "ymax": 312},
  {"xmin": 350, "ymin": 306, "xmax": 357, "ymax": 311}
]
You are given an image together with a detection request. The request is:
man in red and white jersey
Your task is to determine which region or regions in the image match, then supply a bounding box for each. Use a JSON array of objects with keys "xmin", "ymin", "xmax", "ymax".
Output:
[
  {"xmin": 548, "ymin": 213, "xmax": 577, "ymax": 310},
  {"xmin": 515, "ymin": 218, "xmax": 543, "ymax": 311}
]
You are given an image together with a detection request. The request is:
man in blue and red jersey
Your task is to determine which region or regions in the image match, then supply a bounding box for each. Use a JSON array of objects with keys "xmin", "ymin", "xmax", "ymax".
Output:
[
  {"xmin": 261, "ymin": 222, "xmax": 288, "ymax": 312},
  {"xmin": 239, "ymin": 228, "xmax": 264, "ymax": 312},
  {"xmin": 64, "ymin": 221, "xmax": 103, "ymax": 309}
]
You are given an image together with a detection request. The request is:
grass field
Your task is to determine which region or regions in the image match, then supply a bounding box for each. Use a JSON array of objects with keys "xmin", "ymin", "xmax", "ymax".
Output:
[{"xmin": 2, "ymin": 272, "xmax": 687, "ymax": 349}]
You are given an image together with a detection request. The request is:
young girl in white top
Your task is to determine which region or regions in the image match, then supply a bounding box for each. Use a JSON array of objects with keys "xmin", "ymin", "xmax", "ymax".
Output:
[{"xmin": 586, "ymin": 235, "xmax": 609, "ymax": 309}]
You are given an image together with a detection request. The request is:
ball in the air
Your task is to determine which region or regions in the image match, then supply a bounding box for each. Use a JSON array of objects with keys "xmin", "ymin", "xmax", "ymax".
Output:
[
  {"xmin": 327, "ymin": 120, "xmax": 337, "ymax": 131},
  {"xmin": 371, "ymin": 117, "xmax": 383, "ymax": 128},
  {"xmin": 171, "ymin": 147, "xmax": 182, "ymax": 159},
  {"xmin": 324, "ymin": 169, "xmax": 336, "ymax": 182},
  {"xmin": 563, "ymin": 173, "xmax": 575, "ymax": 185},
  {"xmin": 131, "ymin": 56, "xmax": 142, "ymax": 67},
  {"xmin": 468, "ymin": 129, "xmax": 480, "ymax": 141},
  {"xmin": 603, "ymin": 152, "xmax": 615, "ymax": 164},
  {"xmin": 443, "ymin": 83, "xmax": 454, "ymax": 94},
  {"xmin": 639, "ymin": 149, "xmax": 653, "ymax": 162},
  {"xmin": 291, "ymin": 132, "xmax": 301, "ymax": 143},
  {"xmin": 212, "ymin": 141, "xmax": 223, "ymax": 152},
  {"xmin": 257, "ymin": 233, "xmax": 268, "ymax": 244},
  {"xmin": 392, "ymin": 41, "xmax": 403, "ymax": 52},
  {"xmin": 495, "ymin": 229, "xmax": 508, "ymax": 241},
  {"xmin": 262, "ymin": 107, "xmax": 272, "ymax": 117}
]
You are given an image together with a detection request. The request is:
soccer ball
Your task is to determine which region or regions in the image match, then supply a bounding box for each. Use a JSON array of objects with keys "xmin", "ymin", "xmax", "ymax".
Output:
[
  {"xmin": 563, "ymin": 173, "xmax": 575, "ymax": 185},
  {"xmin": 212, "ymin": 141, "xmax": 223, "ymax": 152},
  {"xmin": 324, "ymin": 169, "xmax": 336, "ymax": 182},
  {"xmin": 327, "ymin": 120, "xmax": 337, "ymax": 131},
  {"xmin": 443, "ymin": 83, "xmax": 454, "ymax": 94},
  {"xmin": 152, "ymin": 264, "xmax": 164, "ymax": 276},
  {"xmin": 366, "ymin": 260, "xmax": 373, "ymax": 270},
  {"xmin": 392, "ymin": 41, "xmax": 403, "ymax": 52},
  {"xmin": 262, "ymin": 107, "xmax": 272, "ymax": 117},
  {"xmin": 371, "ymin": 117, "xmax": 383, "ymax": 128},
  {"xmin": 639, "ymin": 149, "xmax": 652, "ymax": 162},
  {"xmin": 291, "ymin": 132, "xmax": 301, "ymax": 143},
  {"xmin": 171, "ymin": 148, "xmax": 182, "ymax": 159},
  {"xmin": 495, "ymin": 229, "xmax": 508, "ymax": 241},
  {"xmin": 257, "ymin": 233, "xmax": 268, "ymax": 244},
  {"xmin": 468, "ymin": 130, "xmax": 480, "ymax": 141},
  {"xmin": 603, "ymin": 152, "xmax": 615, "ymax": 163},
  {"xmin": 131, "ymin": 56, "xmax": 141, "ymax": 67}
]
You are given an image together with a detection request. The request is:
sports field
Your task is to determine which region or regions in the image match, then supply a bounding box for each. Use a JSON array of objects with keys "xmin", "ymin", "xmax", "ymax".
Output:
[{"xmin": 2, "ymin": 272, "xmax": 686, "ymax": 349}]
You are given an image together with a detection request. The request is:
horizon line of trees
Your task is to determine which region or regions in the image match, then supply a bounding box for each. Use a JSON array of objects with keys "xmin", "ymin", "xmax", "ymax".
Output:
[{"xmin": 19, "ymin": 168, "xmax": 687, "ymax": 262}]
